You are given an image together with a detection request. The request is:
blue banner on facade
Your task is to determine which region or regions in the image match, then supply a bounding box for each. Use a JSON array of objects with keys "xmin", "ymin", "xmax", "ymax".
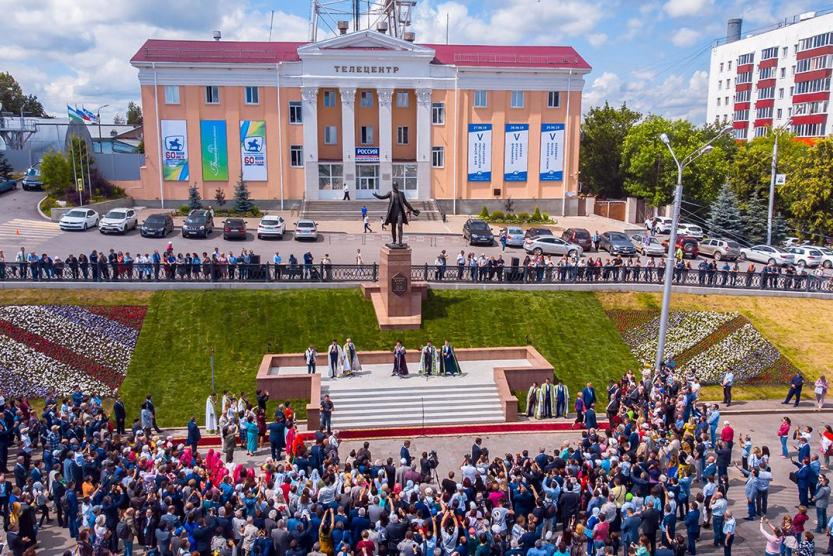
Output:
[{"xmin": 467, "ymin": 123, "xmax": 492, "ymax": 182}]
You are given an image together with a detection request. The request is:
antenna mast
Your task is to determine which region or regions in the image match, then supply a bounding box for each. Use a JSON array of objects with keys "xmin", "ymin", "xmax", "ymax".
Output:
[{"xmin": 309, "ymin": 0, "xmax": 416, "ymax": 42}]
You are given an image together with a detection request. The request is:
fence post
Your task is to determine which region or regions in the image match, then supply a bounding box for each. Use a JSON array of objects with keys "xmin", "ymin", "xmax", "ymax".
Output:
[
  {"xmin": 372, "ymin": 263, "xmax": 378, "ymax": 282},
  {"xmin": 423, "ymin": 263, "xmax": 429, "ymax": 281}
]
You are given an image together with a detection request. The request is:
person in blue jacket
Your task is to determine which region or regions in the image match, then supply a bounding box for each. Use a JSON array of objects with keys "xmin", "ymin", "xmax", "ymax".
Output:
[{"xmin": 684, "ymin": 501, "xmax": 701, "ymax": 555}]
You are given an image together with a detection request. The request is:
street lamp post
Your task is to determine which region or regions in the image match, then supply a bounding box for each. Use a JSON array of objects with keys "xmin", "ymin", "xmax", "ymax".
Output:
[
  {"xmin": 95, "ymin": 104, "xmax": 109, "ymax": 154},
  {"xmin": 767, "ymin": 120, "xmax": 791, "ymax": 246},
  {"xmin": 654, "ymin": 126, "xmax": 733, "ymax": 372}
]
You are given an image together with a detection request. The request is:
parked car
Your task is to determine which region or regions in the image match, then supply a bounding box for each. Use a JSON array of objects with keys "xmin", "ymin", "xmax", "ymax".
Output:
[
  {"xmin": 698, "ymin": 238, "xmax": 741, "ymax": 261},
  {"xmin": 59, "ymin": 208, "xmax": 99, "ymax": 231},
  {"xmin": 652, "ymin": 216, "xmax": 673, "ymax": 234},
  {"xmin": 182, "ymin": 209, "xmax": 214, "ymax": 238},
  {"xmin": 462, "ymin": 219, "xmax": 494, "ymax": 246},
  {"xmin": 0, "ymin": 178, "xmax": 16, "ymax": 193},
  {"xmin": 661, "ymin": 235, "xmax": 699, "ymax": 259},
  {"xmin": 223, "ymin": 218, "xmax": 247, "ymax": 240},
  {"xmin": 739, "ymin": 244, "xmax": 795, "ymax": 266},
  {"xmin": 21, "ymin": 164, "xmax": 42, "ymax": 191},
  {"xmin": 504, "ymin": 226, "xmax": 526, "ymax": 247},
  {"xmin": 561, "ymin": 228, "xmax": 593, "ymax": 252},
  {"xmin": 98, "ymin": 208, "xmax": 138, "ymax": 234},
  {"xmin": 783, "ymin": 237, "xmax": 810, "ymax": 248},
  {"xmin": 810, "ymin": 246, "xmax": 833, "ymax": 269},
  {"xmin": 294, "ymin": 219, "xmax": 319, "ymax": 241},
  {"xmin": 630, "ymin": 233, "xmax": 665, "ymax": 257},
  {"xmin": 140, "ymin": 213, "xmax": 174, "ymax": 238},
  {"xmin": 787, "ymin": 246, "xmax": 823, "ymax": 268},
  {"xmin": 677, "ymin": 223, "xmax": 704, "ymax": 239},
  {"xmin": 598, "ymin": 232, "xmax": 636, "ymax": 256},
  {"xmin": 523, "ymin": 236, "xmax": 583, "ymax": 257},
  {"xmin": 524, "ymin": 227, "xmax": 554, "ymax": 240},
  {"xmin": 257, "ymin": 215, "xmax": 285, "ymax": 240}
]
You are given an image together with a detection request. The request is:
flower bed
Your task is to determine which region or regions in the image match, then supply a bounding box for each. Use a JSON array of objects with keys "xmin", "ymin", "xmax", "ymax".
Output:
[
  {"xmin": 0, "ymin": 305, "xmax": 145, "ymax": 397},
  {"xmin": 612, "ymin": 309, "xmax": 796, "ymax": 385}
]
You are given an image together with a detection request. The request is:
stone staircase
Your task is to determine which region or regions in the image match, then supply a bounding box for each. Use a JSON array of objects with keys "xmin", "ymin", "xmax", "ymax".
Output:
[
  {"xmin": 324, "ymin": 382, "xmax": 504, "ymax": 429},
  {"xmin": 301, "ymin": 200, "xmax": 443, "ymax": 221}
]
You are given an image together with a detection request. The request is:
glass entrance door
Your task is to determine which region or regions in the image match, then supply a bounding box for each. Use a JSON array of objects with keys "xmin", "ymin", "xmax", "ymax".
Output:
[{"xmin": 356, "ymin": 164, "xmax": 379, "ymax": 199}]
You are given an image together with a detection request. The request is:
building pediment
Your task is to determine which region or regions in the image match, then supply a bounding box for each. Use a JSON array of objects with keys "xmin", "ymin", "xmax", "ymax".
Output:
[{"xmin": 298, "ymin": 30, "xmax": 435, "ymax": 60}]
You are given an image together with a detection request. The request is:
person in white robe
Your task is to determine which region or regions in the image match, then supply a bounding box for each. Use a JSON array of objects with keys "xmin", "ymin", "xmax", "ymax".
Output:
[
  {"xmin": 418, "ymin": 341, "xmax": 440, "ymax": 376},
  {"xmin": 205, "ymin": 393, "xmax": 218, "ymax": 434},
  {"xmin": 341, "ymin": 338, "xmax": 361, "ymax": 375}
]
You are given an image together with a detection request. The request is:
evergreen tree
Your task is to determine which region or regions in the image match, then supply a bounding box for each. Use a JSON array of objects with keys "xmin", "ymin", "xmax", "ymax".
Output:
[
  {"xmin": 187, "ymin": 184, "xmax": 202, "ymax": 211},
  {"xmin": 233, "ymin": 173, "xmax": 255, "ymax": 213},
  {"xmin": 214, "ymin": 187, "xmax": 226, "ymax": 206},
  {"xmin": 741, "ymin": 192, "xmax": 769, "ymax": 245},
  {"xmin": 0, "ymin": 152, "xmax": 12, "ymax": 180},
  {"xmin": 705, "ymin": 183, "xmax": 744, "ymax": 240}
]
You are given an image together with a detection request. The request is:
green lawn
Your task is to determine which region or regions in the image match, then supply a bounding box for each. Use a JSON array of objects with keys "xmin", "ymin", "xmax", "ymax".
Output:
[{"xmin": 121, "ymin": 289, "xmax": 637, "ymax": 426}]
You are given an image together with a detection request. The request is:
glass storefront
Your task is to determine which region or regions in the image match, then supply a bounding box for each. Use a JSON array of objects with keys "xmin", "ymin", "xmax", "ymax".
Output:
[{"xmin": 356, "ymin": 164, "xmax": 379, "ymax": 199}]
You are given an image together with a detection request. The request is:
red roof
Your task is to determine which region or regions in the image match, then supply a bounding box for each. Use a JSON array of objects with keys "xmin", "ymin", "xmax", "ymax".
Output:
[{"xmin": 131, "ymin": 39, "xmax": 590, "ymax": 70}]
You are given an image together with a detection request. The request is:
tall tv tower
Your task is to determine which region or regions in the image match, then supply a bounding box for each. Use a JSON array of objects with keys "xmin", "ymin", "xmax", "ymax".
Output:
[{"xmin": 308, "ymin": 0, "xmax": 417, "ymax": 42}]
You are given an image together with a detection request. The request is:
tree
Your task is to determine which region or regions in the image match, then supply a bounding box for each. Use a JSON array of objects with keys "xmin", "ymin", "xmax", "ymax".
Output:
[
  {"xmin": 579, "ymin": 102, "xmax": 641, "ymax": 198},
  {"xmin": 621, "ymin": 115, "xmax": 732, "ymax": 207},
  {"xmin": 233, "ymin": 173, "xmax": 255, "ymax": 213},
  {"xmin": 780, "ymin": 137, "xmax": 833, "ymax": 242},
  {"xmin": 126, "ymin": 101, "xmax": 143, "ymax": 125},
  {"xmin": 40, "ymin": 151, "xmax": 74, "ymax": 198},
  {"xmin": 187, "ymin": 184, "xmax": 202, "ymax": 210},
  {"xmin": 0, "ymin": 152, "xmax": 12, "ymax": 180},
  {"xmin": 113, "ymin": 113, "xmax": 126, "ymax": 125},
  {"xmin": 0, "ymin": 72, "xmax": 47, "ymax": 117},
  {"xmin": 729, "ymin": 132, "xmax": 806, "ymax": 208},
  {"xmin": 705, "ymin": 183, "xmax": 744, "ymax": 240},
  {"xmin": 39, "ymin": 137, "xmax": 120, "ymax": 204},
  {"xmin": 214, "ymin": 187, "xmax": 226, "ymax": 206}
]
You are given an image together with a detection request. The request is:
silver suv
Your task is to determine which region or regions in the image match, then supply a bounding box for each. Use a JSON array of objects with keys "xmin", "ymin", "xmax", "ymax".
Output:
[{"xmin": 699, "ymin": 238, "xmax": 741, "ymax": 261}]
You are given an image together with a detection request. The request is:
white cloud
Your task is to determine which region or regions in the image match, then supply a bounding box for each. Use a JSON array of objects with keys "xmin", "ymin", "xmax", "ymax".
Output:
[
  {"xmin": 622, "ymin": 17, "xmax": 644, "ymax": 41},
  {"xmin": 671, "ymin": 27, "xmax": 701, "ymax": 47},
  {"xmin": 587, "ymin": 33, "xmax": 608, "ymax": 47},
  {"xmin": 663, "ymin": 0, "xmax": 713, "ymax": 18}
]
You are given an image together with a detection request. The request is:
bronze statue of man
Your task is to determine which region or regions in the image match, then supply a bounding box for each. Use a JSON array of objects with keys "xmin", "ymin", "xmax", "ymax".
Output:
[{"xmin": 373, "ymin": 181, "xmax": 420, "ymax": 247}]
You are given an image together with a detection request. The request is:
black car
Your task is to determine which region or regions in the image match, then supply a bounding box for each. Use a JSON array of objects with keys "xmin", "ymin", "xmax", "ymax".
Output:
[
  {"xmin": 463, "ymin": 219, "xmax": 494, "ymax": 246},
  {"xmin": 223, "ymin": 218, "xmax": 247, "ymax": 240},
  {"xmin": 182, "ymin": 209, "xmax": 214, "ymax": 238},
  {"xmin": 599, "ymin": 232, "xmax": 636, "ymax": 256},
  {"xmin": 140, "ymin": 213, "xmax": 174, "ymax": 238}
]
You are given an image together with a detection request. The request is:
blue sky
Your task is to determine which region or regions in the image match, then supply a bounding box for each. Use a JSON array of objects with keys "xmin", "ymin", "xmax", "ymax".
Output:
[{"xmin": 1, "ymin": 0, "xmax": 830, "ymax": 124}]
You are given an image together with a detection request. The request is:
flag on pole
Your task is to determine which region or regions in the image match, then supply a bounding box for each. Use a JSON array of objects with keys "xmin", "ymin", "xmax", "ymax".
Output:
[
  {"xmin": 67, "ymin": 105, "xmax": 84, "ymax": 122},
  {"xmin": 81, "ymin": 107, "xmax": 96, "ymax": 123}
]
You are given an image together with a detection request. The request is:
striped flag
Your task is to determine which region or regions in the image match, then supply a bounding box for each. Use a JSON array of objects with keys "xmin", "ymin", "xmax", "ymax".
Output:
[
  {"xmin": 81, "ymin": 107, "xmax": 97, "ymax": 123},
  {"xmin": 67, "ymin": 105, "xmax": 84, "ymax": 122}
]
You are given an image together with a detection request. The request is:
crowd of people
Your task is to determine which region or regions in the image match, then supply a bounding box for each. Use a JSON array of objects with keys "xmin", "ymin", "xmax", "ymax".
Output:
[{"xmin": 0, "ymin": 363, "xmax": 830, "ymax": 556}]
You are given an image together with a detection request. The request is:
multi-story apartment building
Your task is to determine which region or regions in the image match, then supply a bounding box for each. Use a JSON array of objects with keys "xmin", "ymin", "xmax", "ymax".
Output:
[
  {"xmin": 706, "ymin": 10, "xmax": 832, "ymax": 141},
  {"xmin": 128, "ymin": 30, "xmax": 590, "ymax": 209}
]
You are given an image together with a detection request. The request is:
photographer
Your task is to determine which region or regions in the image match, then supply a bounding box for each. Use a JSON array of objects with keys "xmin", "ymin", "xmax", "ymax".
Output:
[{"xmin": 420, "ymin": 450, "xmax": 439, "ymax": 483}]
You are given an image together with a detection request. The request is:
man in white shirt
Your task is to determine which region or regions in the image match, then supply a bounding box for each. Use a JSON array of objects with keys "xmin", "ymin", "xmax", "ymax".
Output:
[
  {"xmin": 342, "ymin": 182, "xmax": 351, "ymax": 200},
  {"xmin": 722, "ymin": 371, "xmax": 734, "ymax": 407}
]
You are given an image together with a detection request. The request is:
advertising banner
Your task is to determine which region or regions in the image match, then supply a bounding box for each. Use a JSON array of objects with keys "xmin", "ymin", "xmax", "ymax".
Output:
[
  {"xmin": 467, "ymin": 123, "xmax": 492, "ymax": 182},
  {"xmin": 161, "ymin": 119, "xmax": 189, "ymax": 181},
  {"xmin": 355, "ymin": 147, "xmax": 380, "ymax": 162},
  {"xmin": 240, "ymin": 120, "xmax": 267, "ymax": 181},
  {"xmin": 540, "ymin": 123, "xmax": 565, "ymax": 181},
  {"xmin": 504, "ymin": 123, "xmax": 529, "ymax": 182},
  {"xmin": 200, "ymin": 120, "xmax": 228, "ymax": 181}
]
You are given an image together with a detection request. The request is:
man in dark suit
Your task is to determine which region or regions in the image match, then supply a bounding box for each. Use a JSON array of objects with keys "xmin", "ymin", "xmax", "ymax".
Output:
[
  {"xmin": 186, "ymin": 417, "xmax": 201, "ymax": 453},
  {"xmin": 373, "ymin": 181, "xmax": 420, "ymax": 246},
  {"xmin": 268, "ymin": 417, "xmax": 285, "ymax": 461},
  {"xmin": 13, "ymin": 457, "xmax": 26, "ymax": 489},
  {"xmin": 558, "ymin": 485, "xmax": 580, "ymax": 531},
  {"xmin": 113, "ymin": 396, "xmax": 126, "ymax": 435},
  {"xmin": 471, "ymin": 438, "xmax": 483, "ymax": 464},
  {"xmin": 784, "ymin": 373, "xmax": 804, "ymax": 406},
  {"xmin": 400, "ymin": 440, "xmax": 412, "ymax": 467},
  {"xmin": 640, "ymin": 500, "xmax": 661, "ymax": 555},
  {"xmin": 581, "ymin": 382, "xmax": 597, "ymax": 408}
]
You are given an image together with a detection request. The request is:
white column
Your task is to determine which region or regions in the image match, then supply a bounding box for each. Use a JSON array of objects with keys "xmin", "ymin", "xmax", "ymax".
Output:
[
  {"xmin": 416, "ymin": 88, "xmax": 432, "ymax": 200},
  {"xmin": 377, "ymin": 88, "xmax": 394, "ymax": 193},
  {"xmin": 339, "ymin": 87, "xmax": 357, "ymax": 197},
  {"xmin": 301, "ymin": 87, "xmax": 319, "ymax": 200}
]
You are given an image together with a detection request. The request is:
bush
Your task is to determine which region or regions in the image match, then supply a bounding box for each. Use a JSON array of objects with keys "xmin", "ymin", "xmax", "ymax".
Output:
[
  {"xmin": 478, "ymin": 206, "xmax": 490, "ymax": 219},
  {"xmin": 531, "ymin": 207, "xmax": 543, "ymax": 222},
  {"xmin": 517, "ymin": 211, "xmax": 530, "ymax": 221},
  {"xmin": 542, "ymin": 212, "xmax": 550, "ymax": 222},
  {"xmin": 490, "ymin": 210, "xmax": 505, "ymax": 221}
]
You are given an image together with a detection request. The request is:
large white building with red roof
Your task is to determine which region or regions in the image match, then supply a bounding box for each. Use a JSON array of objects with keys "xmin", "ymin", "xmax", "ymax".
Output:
[{"xmin": 129, "ymin": 30, "xmax": 590, "ymax": 209}]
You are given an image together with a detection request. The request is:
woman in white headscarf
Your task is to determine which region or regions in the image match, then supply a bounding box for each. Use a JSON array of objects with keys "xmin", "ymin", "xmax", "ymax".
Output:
[{"xmin": 205, "ymin": 393, "xmax": 218, "ymax": 434}]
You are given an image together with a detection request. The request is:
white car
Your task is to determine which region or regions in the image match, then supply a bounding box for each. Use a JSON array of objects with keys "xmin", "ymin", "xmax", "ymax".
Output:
[
  {"xmin": 59, "ymin": 208, "xmax": 99, "ymax": 231},
  {"xmin": 739, "ymin": 244, "xmax": 795, "ymax": 266},
  {"xmin": 257, "ymin": 215, "xmax": 286, "ymax": 240},
  {"xmin": 293, "ymin": 219, "xmax": 318, "ymax": 241},
  {"xmin": 677, "ymin": 223, "xmax": 704, "ymax": 239},
  {"xmin": 98, "ymin": 208, "xmax": 138, "ymax": 234},
  {"xmin": 783, "ymin": 237, "xmax": 810, "ymax": 248},
  {"xmin": 809, "ymin": 246, "xmax": 833, "ymax": 269},
  {"xmin": 652, "ymin": 216, "xmax": 673, "ymax": 234},
  {"xmin": 787, "ymin": 246, "xmax": 823, "ymax": 268}
]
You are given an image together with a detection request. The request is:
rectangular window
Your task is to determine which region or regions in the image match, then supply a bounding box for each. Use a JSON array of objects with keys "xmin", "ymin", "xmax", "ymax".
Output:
[
  {"xmin": 360, "ymin": 91, "xmax": 373, "ymax": 108},
  {"xmin": 164, "ymin": 85, "xmax": 180, "ymax": 105},
  {"xmin": 392, "ymin": 163, "xmax": 417, "ymax": 191},
  {"xmin": 735, "ymin": 89, "xmax": 751, "ymax": 102},
  {"xmin": 728, "ymin": 61, "xmax": 732, "ymax": 70},
  {"xmin": 754, "ymin": 126, "xmax": 770, "ymax": 138},
  {"xmin": 474, "ymin": 90, "xmax": 488, "ymax": 108},
  {"xmin": 547, "ymin": 91, "xmax": 560, "ymax": 108},
  {"xmin": 757, "ymin": 86, "xmax": 775, "ymax": 99},
  {"xmin": 734, "ymin": 127, "xmax": 748, "ymax": 139},
  {"xmin": 318, "ymin": 163, "xmax": 343, "ymax": 191},
  {"xmin": 738, "ymin": 52, "xmax": 755, "ymax": 65},
  {"xmin": 777, "ymin": 108, "xmax": 783, "ymax": 119},
  {"xmin": 793, "ymin": 100, "xmax": 829, "ymax": 116},
  {"xmin": 431, "ymin": 146, "xmax": 445, "ymax": 168},
  {"xmin": 796, "ymin": 55, "xmax": 832, "ymax": 73},
  {"xmin": 756, "ymin": 106, "xmax": 773, "ymax": 118},
  {"xmin": 324, "ymin": 125, "xmax": 337, "ymax": 145},
  {"xmin": 792, "ymin": 122, "xmax": 827, "ymax": 136},
  {"xmin": 396, "ymin": 91, "xmax": 409, "ymax": 108},
  {"xmin": 782, "ymin": 46, "xmax": 788, "ymax": 57},
  {"xmin": 761, "ymin": 46, "xmax": 778, "ymax": 60},
  {"xmin": 795, "ymin": 77, "xmax": 831, "ymax": 94},
  {"xmin": 396, "ymin": 126, "xmax": 409, "ymax": 145},
  {"xmin": 758, "ymin": 66, "xmax": 775, "ymax": 80},
  {"xmin": 360, "ymin": 126, "xmax": 373, "ymax": 145},
  {"xmin": 244, "ymin": 86, "xmax": 259, "ymax": 105},
  {"xmin": 289, "ymin": 145, "xmax": 303, "ymax": 167},
  {"xmin": 725, "ymin": 96, "xmax": 729, "ymax": 105},
  {"xmin": 780, "ymin": 67, "xmax": 786, "ymax": 78},
  {"xmin": 718, "ymin": 81, "xmax": 722, "ymax": 90},
  {"xmin": 205, "ymin": 86, "xmax": 220, "ymax": 104},
  {"xmin": 510, "ymin": 90, "xmax": 524, "ymax": 108},
  {"xmin": 323, "ymin": 90, "xmax": 336, "ymax": 108},
  {"xmin": 717, "ymin": 98, "xmax": 721, "ymax": 106},
  {"xmin": 431, "ymin": 102, "xmax": 445, "ymax": 125},
  {"xmin": 735, "ymin": 72, "xmax": 752, "ymax": 84},
  {"xmin": 288, "ymin": 101, "xmax": 302, "ymax": 124},
  {"xmin": 733, "ymin": 109, "xmax": 749, "ymax": 121},
  {"xmin": 720, "ymin": 62, "xmax": 724, "ymax": 72},
  {"xmin": 798, "ymin": 31, "xmax": 833, "ymax": 52}
]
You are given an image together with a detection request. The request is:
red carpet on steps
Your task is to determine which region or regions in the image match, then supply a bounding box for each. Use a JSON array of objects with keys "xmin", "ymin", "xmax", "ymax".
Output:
[{"xmin": 178, "ymin": 420, "xmax": 610, "ymax": 447}]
